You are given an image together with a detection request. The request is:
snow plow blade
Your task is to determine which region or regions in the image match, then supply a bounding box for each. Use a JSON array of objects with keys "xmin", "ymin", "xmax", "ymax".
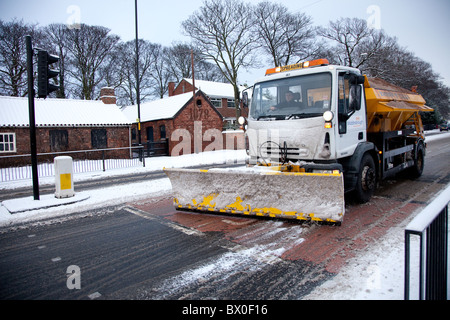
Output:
[{"xmin": 164, "ymin": 166, "xmax": 345, "ymax": 224}]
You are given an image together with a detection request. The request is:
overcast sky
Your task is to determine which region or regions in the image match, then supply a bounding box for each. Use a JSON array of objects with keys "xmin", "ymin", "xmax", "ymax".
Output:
[{"xmin": 1, "ymin": 0, "xmax": 449, "ymax": 87}]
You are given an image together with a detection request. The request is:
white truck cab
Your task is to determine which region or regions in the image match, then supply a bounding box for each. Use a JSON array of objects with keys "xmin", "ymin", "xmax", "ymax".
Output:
[{"xmin": 246, "ymin": 59, "xmax": 366, "ymax": 165}]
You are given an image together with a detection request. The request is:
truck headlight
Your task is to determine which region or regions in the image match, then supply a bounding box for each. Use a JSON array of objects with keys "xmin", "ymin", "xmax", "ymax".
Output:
[{"xmin": 323, "ymin": 111, "xmax": 333, "ymax": 122}]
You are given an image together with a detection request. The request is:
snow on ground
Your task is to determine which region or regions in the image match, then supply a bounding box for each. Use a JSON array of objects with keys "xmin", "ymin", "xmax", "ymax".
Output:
[
  {"xmin": 1, "ymin": 131, "xmax": 449, "ymax": 300},
  {"xmin": 304, "ymin": 220, "xmax": 421, "ymax": 300}
]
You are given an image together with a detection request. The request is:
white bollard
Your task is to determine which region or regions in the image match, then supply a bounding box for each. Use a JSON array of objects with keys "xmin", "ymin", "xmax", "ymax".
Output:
[{"xmin": 54, "ymin": 156, "xmax": 75, "ymax": 198}]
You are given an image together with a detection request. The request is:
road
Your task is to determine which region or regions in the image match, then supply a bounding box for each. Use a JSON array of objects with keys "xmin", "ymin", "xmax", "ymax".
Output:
[{"xmin": 0, "ymin": 133, "xmax": 449, "ymax": 301}]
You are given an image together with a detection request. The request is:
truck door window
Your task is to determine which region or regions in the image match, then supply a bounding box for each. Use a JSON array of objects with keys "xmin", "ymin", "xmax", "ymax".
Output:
[
  {"xmin": 338, "ymin": 73, "xmax": 363, "ymax": 134},
  {"xmin": 338, "ymin": 74, "xmax": 350, "ymax": 112},
  {"xmin": 338, "ymin": 74, "xmax": 350, "ymax": 134}
]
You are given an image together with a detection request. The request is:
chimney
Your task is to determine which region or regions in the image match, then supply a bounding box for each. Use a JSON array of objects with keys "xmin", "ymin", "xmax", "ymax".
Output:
[
  {"xmin": 100, "ymin": 87, "xmax": 116, "ymax": 104},
  {"xmin": 168, "ymin": 82, "xmax": 175, "ymax": 97}
]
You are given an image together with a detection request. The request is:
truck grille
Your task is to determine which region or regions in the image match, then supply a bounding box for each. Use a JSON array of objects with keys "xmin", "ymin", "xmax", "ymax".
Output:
[{"xmin": 259, "ymin": 142, "xmax": 304, "ymax": 162}]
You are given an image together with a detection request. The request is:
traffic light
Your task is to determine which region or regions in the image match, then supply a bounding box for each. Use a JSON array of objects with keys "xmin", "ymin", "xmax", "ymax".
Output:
[{"xmin": 37, "ymin": 50, "xmax": 60, "ymax": 98}]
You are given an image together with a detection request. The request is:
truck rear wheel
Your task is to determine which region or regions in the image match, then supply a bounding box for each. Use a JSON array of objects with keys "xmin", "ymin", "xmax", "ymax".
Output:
[
  {"xmin": 354, "ymin": 153, "xmax": 376, "ymax": 203},
  {"xmin": 410, "ymin": 142, "xmax": 425, "ymax": 179}
]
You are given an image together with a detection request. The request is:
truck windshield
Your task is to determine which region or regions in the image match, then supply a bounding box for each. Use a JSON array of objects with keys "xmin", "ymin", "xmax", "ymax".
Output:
[{"xmin": 250, "ymin": 72, "xmax": 332, "ymax": 120}]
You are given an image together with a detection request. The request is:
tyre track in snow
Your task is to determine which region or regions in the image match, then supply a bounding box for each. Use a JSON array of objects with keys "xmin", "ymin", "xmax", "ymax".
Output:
[{"xmin": 126, "ymin": 198, "xmax": 334, "ymax": 299}]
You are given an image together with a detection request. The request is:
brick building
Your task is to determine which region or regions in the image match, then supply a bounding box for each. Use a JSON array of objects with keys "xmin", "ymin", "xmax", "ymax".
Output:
[
  {"xmin": 122, "ymin": 90, "xmax": 236, "ymax": 156},
  {"xmin": 168, "ymin": 79, "xmax": 249, "ymax": 129},
  {"xmin": 0, "ymin": 88, "xmax": 132, "ymax": 167}
]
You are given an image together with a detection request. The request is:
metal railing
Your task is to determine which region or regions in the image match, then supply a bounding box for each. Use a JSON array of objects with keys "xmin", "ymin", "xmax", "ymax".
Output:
[
  {"xmin": 143, "ymin": 140, "xmax": 169, "ymax": 157},
  {"xmin": 0, "ymin": 146, "xmax": 145, "ymax": 183},
  {"xmin": 405, "ymin": 184, "xmax": 449, "ymax": 300}
]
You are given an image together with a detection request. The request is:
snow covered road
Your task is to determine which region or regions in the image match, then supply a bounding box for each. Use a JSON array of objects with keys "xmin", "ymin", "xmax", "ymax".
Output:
[{"xmin": 0, "ymin": 132, "xmax": 449, "ymax": 300}]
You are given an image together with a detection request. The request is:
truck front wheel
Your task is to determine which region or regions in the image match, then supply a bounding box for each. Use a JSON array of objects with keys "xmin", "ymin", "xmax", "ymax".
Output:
[{"xmin": 354, "ymin": 153, "xmax": 376, "ymax": 203}]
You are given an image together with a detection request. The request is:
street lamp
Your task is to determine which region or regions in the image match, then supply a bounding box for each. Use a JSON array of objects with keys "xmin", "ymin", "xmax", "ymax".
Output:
[{"xmin": 135, "ymin": 0, "xmax": 141, "ymax": 146}]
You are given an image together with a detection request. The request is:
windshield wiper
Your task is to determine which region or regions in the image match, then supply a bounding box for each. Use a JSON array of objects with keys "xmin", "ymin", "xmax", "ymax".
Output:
[
  {"xmin": 286, "ymin": 113, "xmax": 323, "ymax": 120},
  {"xmin": 257, "ymin": 115, "xmax": 280, "ymax": 120}
]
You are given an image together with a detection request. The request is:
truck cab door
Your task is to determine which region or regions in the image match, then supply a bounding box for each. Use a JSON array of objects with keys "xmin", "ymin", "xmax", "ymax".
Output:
[{"xmin": 336, "ymin": 72, "xmax": 367, "ymax": 159}]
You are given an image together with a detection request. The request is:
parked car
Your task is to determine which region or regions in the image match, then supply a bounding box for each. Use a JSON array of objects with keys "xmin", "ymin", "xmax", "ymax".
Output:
[{"xmin": 440, "ymin": 123, "xmax": 449, "ymax": 131}]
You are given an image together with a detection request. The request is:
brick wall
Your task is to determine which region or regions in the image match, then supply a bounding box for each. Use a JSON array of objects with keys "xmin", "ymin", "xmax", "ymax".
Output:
[
  {"xmin": 131, "ymin": 91, "xmax": 226, "ymax": 156},
  {"xmin": 214, "ymin": 98, "xmax": 249, "ymax": 119},
  {"xmin": 172, "ymin": 92, "xmax": 223, "ymax": 155},
  {"xmin": 0, "ymin": 126, "xmax": 130, "ymax": 167},
  {"xmin": 169, "ymin": 79, "xmax": 248, "ymax": 121},
  {"xmin": 223, "ymin": 130, "xmax": 246, "ymax": 150},
  {"xmin": 171, "ymin": 79, "xmax": 194, "ymax": 96}
]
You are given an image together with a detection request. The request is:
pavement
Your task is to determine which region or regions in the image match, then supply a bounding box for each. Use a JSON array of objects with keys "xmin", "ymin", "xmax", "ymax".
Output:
[{"xmin": 1, "ymin": 192, "xmax": 90, "ymax": 214}]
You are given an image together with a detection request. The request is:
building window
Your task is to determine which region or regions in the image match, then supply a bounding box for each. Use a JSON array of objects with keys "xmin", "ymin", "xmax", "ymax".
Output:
[
  {"xmin": 211, "ymin": 98, "xmax": 222, "ymax": 108},
  {"xmin": 146, "ymin": 126, "xmax": 154, "ymax": 142},
  {"xmin": 227, "ymin": 99, "xmax": 235, "ymax": 108},
  {"xmin": 0, "ymin": 133, "xmax": 16, "ymax": 153},
  {"xmin": 50, "ymin": 130, "xmax": 69, "ymax": 152},
  {"xmin": 160, "ymin": 125, "xmax": 166, "ymax": 139},
  {"xmin": 91, "ymin": 129, "xmax": 107, "ymax": 149}
]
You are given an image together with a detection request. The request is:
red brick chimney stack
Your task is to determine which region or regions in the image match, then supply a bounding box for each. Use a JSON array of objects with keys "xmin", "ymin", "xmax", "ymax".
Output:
[{"xmin": 100, "ymin": 87, "xmax": 116, "ymax": 104}]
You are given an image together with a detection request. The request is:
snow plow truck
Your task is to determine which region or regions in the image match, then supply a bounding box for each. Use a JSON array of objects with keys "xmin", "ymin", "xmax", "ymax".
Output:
[{"xmin": 164, "ymin": 59, "xmax": 433, "ymax": 225}]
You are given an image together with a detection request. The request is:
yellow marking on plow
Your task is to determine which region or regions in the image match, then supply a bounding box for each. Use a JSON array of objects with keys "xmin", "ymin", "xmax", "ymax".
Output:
[
  {"xmin": 223, "ymin": 197, "xmax": 329, "ymax": 221},
  {"xmin": 177, "ymin": 195, "xmax": 341, "ymax": 224},
  {"xmin": 190, "ymin": 194, "xmax": 218, "ymax": 211},
  {"xmin": 225, "ymin": 197, "xmax": 251, "ymax": 213},
  {"xmin": 197, "ymin": 194, "xmax": 217, "ymax": 208},
  {"xmin": 174, "ymin": 198, "xmax": 183, "ymax": 208},
  {"xmin": 262, "ymin": 170, "xmax": 342, "ymax": 177}
]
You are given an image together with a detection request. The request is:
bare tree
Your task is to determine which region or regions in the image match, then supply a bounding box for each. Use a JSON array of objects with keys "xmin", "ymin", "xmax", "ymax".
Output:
[
  {"xmin": 110, "ymin": 39, "xmax": 157, "ymax": 105},
  {"xmin": 317, "ymin": 17, "xmax": 449, "ymax": 121},
  {"xmin": 254, "ymin": 2, "xmax": 316, "ymax": 67},
  {"xmin": 165, "ymin": 42, "xmax": 227, "ymax": 84},
  {"xmin": 165, "ymin": 43, "xmax": 194, "ymax": 83},
  {"xmin": 0, "ymin": 19, "xmax": 38, "ymax": 96},
  {"xmin": 182, "ymin": 0, "xmax": 259, "ymax": 118},
  {"xmin": 148, "ymin": 44, "xmax": 171, "ymax": 99},
  {"xmin": 367, "ymin": 43, "xmax": 450, "ymax": 119},
  {"xmin": 318, "ymin": 17, "xmax": 388, "ymax": 69},
  {"xmin": 196, "ymin": 59, "xmax": 228, "ymax": 83},
  {"xmin": 65, "ymin": 24, "xmax": 120, "ymax": 100},
  {"xmin": 39, "ymin": 23, "xmax": 70, "ymax": 98},
  {"xmin": 97, "ymin": 43, "xmax": 123, "ymax": 95}
]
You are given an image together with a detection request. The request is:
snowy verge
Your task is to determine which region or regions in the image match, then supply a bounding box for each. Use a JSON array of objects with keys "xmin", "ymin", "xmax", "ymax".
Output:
[
  {"xmin": 0, "ymin": 177, "xmax": 173, "ymax": 227},
  {"xmin": 0, "ymin": 149, "xmax": 248, "ymax": 191},
  {"xmin": 424, "ymin": 129, "xmax": 450, "ymax": 142},
  {"xmin": 2, "ymin": 193, "xmax": 91, "ymax": 214}
]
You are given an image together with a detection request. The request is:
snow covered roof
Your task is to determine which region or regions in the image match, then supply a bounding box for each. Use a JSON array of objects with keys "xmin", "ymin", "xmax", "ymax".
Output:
[
  {"xmin": 121, "ymin": 92, "xmax": 194, "ymax": 123},
  {"xmin": 182, "ymin": 79, "xmax": 248, "ymax": 99},
  {"xmin": 0, "ymin": 96, "xmax": 131, "ymax": 127}
]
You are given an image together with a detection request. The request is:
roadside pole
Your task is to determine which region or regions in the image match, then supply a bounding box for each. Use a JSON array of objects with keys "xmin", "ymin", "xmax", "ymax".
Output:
[{"xmin": 26, "ymin": 35, "xmax": 39, "ymax": 200}]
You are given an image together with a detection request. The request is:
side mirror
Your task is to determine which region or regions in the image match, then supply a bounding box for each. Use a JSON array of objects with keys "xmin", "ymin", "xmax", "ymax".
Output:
[
  {"xmin": 349, "ymin": 74, "xmax": 365, "ymax": 85},
  {"xmin": 242, "ymin": 91, "xmax": 249, "ymax": 108},
  {"xmin": 349, "ymin": 84, "xmax": 362, "ymax": 112}
]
